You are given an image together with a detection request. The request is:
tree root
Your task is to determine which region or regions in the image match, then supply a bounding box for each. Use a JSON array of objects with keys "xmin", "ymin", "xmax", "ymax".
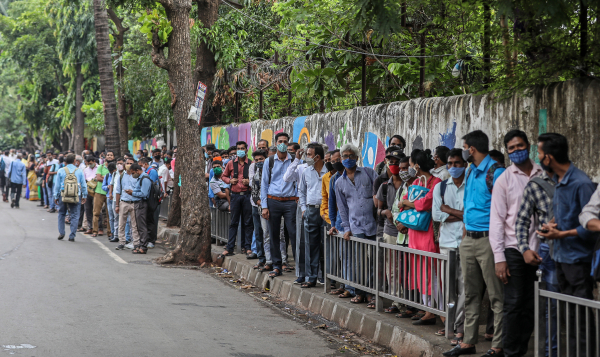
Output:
[{"xmin": 157, "ymin": 245, "xmax": 182, "ymax": 264}]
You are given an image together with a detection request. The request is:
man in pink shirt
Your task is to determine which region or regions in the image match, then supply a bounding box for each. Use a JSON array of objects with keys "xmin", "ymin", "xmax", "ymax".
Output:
[{"xmin": 489, "ymin": 130, "xmax": 542, "ymax": 357}]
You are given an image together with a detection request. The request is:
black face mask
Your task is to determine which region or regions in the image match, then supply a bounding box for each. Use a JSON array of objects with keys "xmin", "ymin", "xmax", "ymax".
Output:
[
  {"xmin": 290, "ymin": 153, "xmax": 296, "ymax": 161},
  {"xmin": 154, "ymin": 155, "xmax": 161, "ymax": 160},
  {"xmin": 333, "ymin": 162, "xmax": 345, "ymax": 172},
  {"xmin": 325, "ymin": 162, "xmax": 335, "ymax": 172},
  {"xmin": 540, "ymin": 155, "xmax": 553, "ymax": 174}
]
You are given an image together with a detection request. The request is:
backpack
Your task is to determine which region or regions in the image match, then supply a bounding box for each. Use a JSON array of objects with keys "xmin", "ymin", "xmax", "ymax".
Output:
[
  {"xmin": 530, "ymin": 176, "xmax": 555, "ymax": 219},
  {"xmin": 233, "ymin": 158, "xmax": 251, "ymax": 180},
  {"xmin": 62, "ymin": 167, "xmax": 80, "ymax": 203},
  {"xmin": 465, "ymin": 161, "xmax": 502, "ymax": 193},
  {"xmin": 141, "ymin": 176, "xmax": 161, "ymax": 212}
]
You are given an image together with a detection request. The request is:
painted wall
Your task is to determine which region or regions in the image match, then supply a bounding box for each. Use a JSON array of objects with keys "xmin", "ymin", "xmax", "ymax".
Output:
[{"xmin": 200, "ymin": 78, "xmax": 600, "ymax": 180}]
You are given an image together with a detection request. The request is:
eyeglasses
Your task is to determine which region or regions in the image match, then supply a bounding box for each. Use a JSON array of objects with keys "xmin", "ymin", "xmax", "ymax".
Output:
[{"xmin": 341, "ymin": 154, "xmax": 357, "ymax": 160}]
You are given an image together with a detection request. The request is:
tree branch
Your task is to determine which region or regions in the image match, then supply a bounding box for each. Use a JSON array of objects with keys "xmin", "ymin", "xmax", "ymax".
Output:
[
  {"xmin": 167, "ymin": 81, "xmax": 177, "ymax": 108},
  {"xmin": 151, "ymin": 31, "xmax": 170, "ymax": 70},
  {"xmin": 107, "ymin": 7, "xmax": 129, "ymax": 34}
]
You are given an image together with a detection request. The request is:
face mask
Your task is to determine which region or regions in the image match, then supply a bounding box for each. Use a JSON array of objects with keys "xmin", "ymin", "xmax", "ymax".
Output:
[
  {"xmin": 223, "ymin": 159, "xmax": 230, "ymax": 165},
  {"xmin": 256, "ymin": 161, "xmax": 264, "ymax": 170},
  {"xmin": 389, "ymin": 164, "xmax": 400, "ymax": 175},
  {"xmin": 204, "ymin": 152, "xmax": 208, "ymax": 159},
  {"xmin": 132, "ymin": 173, "xmax": 140, "ymax": 179},
  {"xmin": 236, "ymin": 150, "xmax": 246, "ymax": 158},
  {"xmin": 305, "ymin": 157, "xmax": 315, "ymax": 167},
  {"xmin": 35, "ymin": 154, "xmax": 40, "ymax": 158},
  {"xmin": 333, "ymin": 162, "xmax": 345, "ymax": 172},
  {"xmin": 134, "ymin": 154, "xmax": 139, "ymax": 160},
  {"xmin": 117, "ymin": 164, "xmax": 124, "ymax": 171},
  {"xmin": 125, "ymin": 164, "xmax": 131, "ymax": 171},
  {"xmin": 462, "ymin": 148, "xmax": 471, "ymax": 162},
  {"xmin": 342, "ymin": 158, "xmax": 356, "ymax": 168},
  {"xmin": 325, "ymin": 162, "xmax": 334, "ymax": 172},
  {"xmin": 213, "ymin": 167, "xmax": 223, "ymax": 175},
  {"xmin": 154, "ymin": 155, "xmax": 161, "ymax": 160},
  {"xmin": 508, "ymin": 149, "xmax": 529, "ymax": 165},
  {"xmin": 540, "ymin": 155, "xmax": 553, "ymax": 173},
  {"xmin": 277, "ymin": 143, "xmax": 288, "ymax": 153},
  {"xmin": 399, "ymin": 170, "xmax": 412, "ymax": 182},
  {"xmin": 408, "ymin": 166, "xmax": 417, "ymax": 178},
  {"xmin": 448, "ymin": 166, "xmax": 466, "ymax": 179}
]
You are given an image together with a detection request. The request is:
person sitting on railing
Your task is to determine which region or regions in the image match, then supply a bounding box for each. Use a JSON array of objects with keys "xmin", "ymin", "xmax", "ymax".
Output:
[
  {"xmin": 396, "ymin": 149, "xmax": 442, "ymax": 326},
  {"xmin": 432, "ymin": 148, "xmax": 467, "ymax": 339},
  {"xmin": 330, "ymin": 143, "xmax": 379, "ymax": 306},
  {"xmin": 209, "ymin": 159, "xmax": 230, "ymax": 213}
]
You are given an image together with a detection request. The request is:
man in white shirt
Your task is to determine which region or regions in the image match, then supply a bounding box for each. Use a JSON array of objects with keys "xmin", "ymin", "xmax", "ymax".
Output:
[
  {"xmin": 1, "ymin": 150, "xmax": 13, "ymax": 202},
  {"xmin": 283, "ymin": 143, "xmax": 307, "ymax": 281}
]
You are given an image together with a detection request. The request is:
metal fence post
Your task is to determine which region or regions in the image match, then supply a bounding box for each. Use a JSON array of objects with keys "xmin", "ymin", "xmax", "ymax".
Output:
[
  {"xmin": 324, "ymin": 227, "xmax": 330, "ymax": 294},
  {"xmin": 445, "ymin": 249, "xmax": 457, "ymax": 340},
  {"xmin": 534, "ymin": 269, "xmax": 546, "ymax": 357},
  {"xmin": 375, "ymin": 238, "xmax": 383, "ymax": 312}
]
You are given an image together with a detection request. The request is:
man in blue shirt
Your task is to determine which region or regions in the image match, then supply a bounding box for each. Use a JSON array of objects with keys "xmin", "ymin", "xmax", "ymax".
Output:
[
  {"xmin": 6, "ymin": 153, "xmax": 27, "ymax": 209},
  {"xmin": 130, "ymin": 164, "xmax": 152, "ymax": 254},
  {"xmin": 536, "ymin": 133, "xmax": 597, "ymax": 357},
  {"xmin": 140, "ymin": 157, "xmax": 159, "ymax": 247},
  {"xmin": 261, "ymin": 132, "xmax": 298, "ymax": 277},
  {"xmin": 53, "ymin": 154, "xmax": 88, "ymax": 241},
  {"xmin": 115, "ymin": 162, "xmax": 141, "ymax": 251},
  {"xmin": 444, "ymin": 130, "xmax": 505, "ymax": 357}
]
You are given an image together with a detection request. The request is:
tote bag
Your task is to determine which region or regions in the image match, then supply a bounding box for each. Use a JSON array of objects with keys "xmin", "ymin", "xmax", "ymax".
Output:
[{"xmin": 395, "ymin": 176, "xmax": 432, "ymax": 231}]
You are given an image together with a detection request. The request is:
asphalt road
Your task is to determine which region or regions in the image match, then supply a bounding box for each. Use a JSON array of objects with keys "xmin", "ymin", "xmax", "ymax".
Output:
[{"xmin": 0, "ymin": 198, "xmax": 336, "ymax": 357}]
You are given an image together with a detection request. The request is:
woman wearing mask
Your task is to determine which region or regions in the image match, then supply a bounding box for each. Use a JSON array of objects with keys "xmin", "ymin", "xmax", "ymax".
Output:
[
  {"xmin": 431, "ymin": 146, "xmax": 451, "ymax": 181},
  {"xmin": 26, "ymin": 154, "xmax": 39, "ymax": 201},
  {"xmin": 397, "ymin": 149, "xmax": 441, "ymax": 325}
]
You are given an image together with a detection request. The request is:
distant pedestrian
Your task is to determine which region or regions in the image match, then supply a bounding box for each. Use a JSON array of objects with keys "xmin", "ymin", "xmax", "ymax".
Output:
[
  {"xmin": 53, "ymin": 154, "xmax": 87, "ymax": 242},
  {"xmin": 6, "ymin": 153, "xmax": 27, "ymax": 209}
]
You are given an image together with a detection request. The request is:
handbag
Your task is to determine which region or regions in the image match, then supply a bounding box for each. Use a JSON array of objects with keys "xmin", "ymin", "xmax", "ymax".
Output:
[
  {"xmin": 36, "ymin": 176, "xmax": 43, "ymax": 187},
  {"xmin": 87, "ymin": 179, "xmax": 98, "ymax": 196},
  {"xmin": 395, "ymin": 176, "xmax": 432, "ymax": 231}
]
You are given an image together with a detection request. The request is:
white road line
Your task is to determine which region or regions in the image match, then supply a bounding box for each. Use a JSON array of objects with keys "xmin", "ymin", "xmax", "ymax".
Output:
[{"xmin": 84, "ymin": 235, "xmax": 128, "ymax": 264}]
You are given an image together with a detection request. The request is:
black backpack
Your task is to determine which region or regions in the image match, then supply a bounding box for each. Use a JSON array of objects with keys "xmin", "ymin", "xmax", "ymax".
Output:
[{"xmin": 141, "ymin": 176, "xmax": 162, "ymax": 212}]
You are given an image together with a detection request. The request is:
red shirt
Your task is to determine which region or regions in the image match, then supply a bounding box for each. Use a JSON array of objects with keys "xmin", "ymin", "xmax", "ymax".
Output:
[{"xmin": 222, "ymin": 158, "xmax": 252, "ymax": 193}]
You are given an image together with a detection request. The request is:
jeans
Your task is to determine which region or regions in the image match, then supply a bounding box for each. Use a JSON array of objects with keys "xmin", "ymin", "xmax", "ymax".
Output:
[
  {"xmin": 47, "ymin": 182, "xmax": 57, "ymax": 209},
  {"xmin": 227, "ymin": 193, "xmax": 253, "ymax": 253},
  {"xmin": 503, "ymin": 248, "xmax": 537, "ymax": 357},
  {"xmin": 538, "ymin": 243, "xmax": 559, "ymax": 357},
  {"xmin": 252, "ymin": 206, "xmax": 266, "ymax": 264},
  {"xmin": 10, "ymin": 182, "xmax": 22, "ymax": 206},
  {"xmin": 296, "ymin": 204, "xmax": 306, "ymax": 279},
  {"xmin": 58, "ymin": 196, "xmax": 80, "ymax": 239},
  {"xmin": 267, "ymin": 199, "xmax": 297, "ymax": 271},
  {"xmin": 304, "ymin": 206, "xmax": 324, "ymax": 283},
  {"xmin": 107, "ymin": 199, "xmax": 116, "ymax": 237}
]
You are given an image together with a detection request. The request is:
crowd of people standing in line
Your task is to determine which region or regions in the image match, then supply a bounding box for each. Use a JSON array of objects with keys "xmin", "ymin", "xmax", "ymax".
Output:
[{"xmin": 203, "ymin": 129, "xmax": 600, "ymax": 357}]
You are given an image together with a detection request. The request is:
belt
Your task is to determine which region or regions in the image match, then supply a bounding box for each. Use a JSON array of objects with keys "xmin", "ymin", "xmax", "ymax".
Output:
[
  {"xmin": 231, "ymin": 191, "xmax": 250, "ymax": 196},
  {"xmin": 268, "ymin": 195, "xmax": 298, "ymax": 202},
  {"xmin": 121, "ymin": 200, "xmax": 135, "ymax": 203},
  {"xmin": 466, "ymin": 231, "xmax": 488, "ymax": 239},
  {"xmin": 307, "ymin": 204, "xmax": 320, "ymax": 208}
]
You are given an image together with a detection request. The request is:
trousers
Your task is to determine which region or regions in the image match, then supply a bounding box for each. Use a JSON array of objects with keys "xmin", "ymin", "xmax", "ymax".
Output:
[{"xmin": 267, "ymin": 199, "xmax": 297, "ymax": 271}]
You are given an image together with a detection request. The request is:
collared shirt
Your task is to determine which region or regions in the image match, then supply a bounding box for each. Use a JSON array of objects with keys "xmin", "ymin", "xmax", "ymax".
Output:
[
  {"xmin": 52, "ymin": 164, "xmax": 87, "ymax": 199},
  {"xmin": 132, "ymin": 172, "xmax": 151, "ymax": 200},
  {"xmin": 7, "ymin": 160, "xmax": 27, "ymax": 186},
  {"xmin": 260, "ymin": 153, "xmax": 297, "ymax": 209},
  {"xmin": 552, "ymin": 163, "xmax": 597, "ymax": 264},
  {"xmin": 144, "ymin": 167, "xmax": 159, "ymax": 183},
  {"xmin": 580, "ymin": 184, "xmax": 600, "ymax": 232},
  {"xmin": 209, "ymin": 176, "xmax": 230, "ymax": 198},
  {"xmin": 115, "ymin": 172, "xmax": 140, "ymax": 202},
  {"xmin": 102, "ymin": 172, "xmax": 112, "ymax": 197},
  {"xmin": 83, "ymin": 166, "xmax": 98, "ymax": 182},
  {"xmin": 299, "ymin": 163, "xmax": 329, "ymax": 212},
  {"xmin": 334, "ymin": 167, "xmax": 378, "ymax": 235},
  {"xmin": 516, "ymin": 172, "xmax": 555, "ymax": 253},
  {"xmin": 283, "ymin": 157, "xmax": 306, "ymax": 183},
  {"xmin": 376, "ymin": 176, "xmax": 402, "ymax": 237},
  {"xmin": 1, "ymin": 155, "xmax": 13, "ymax": 178},
  {"xmin": 489, "ymin": 161, "xmax": 543, "ymax": 263},
  {"xmin": 463, "ymin": 155, "xmax": 505, "ymax": 231},
  {"xmin": 222, "ymin": 157, "xmax": 252, "ymax": 193},
  {"xmin": 249, "ymin": 162, "xmax": 257, "ymax": 207},
  {"xmin": 321, "ymin": 171, "xmax": 334, "ymax": 224},
  {"xmin": 432, "ymin": 176, "xmax": 465, "ymax": 248},
  {"xmin": 328, "ymin": 172, "xmax": 343, "ymax": 231}
]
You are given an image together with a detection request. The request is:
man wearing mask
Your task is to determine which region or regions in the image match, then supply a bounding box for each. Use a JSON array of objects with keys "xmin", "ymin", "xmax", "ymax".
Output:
[
  {"xmin": 0, "ymin": 150, "xmax": 12, "ymax": 202},
  {"xmin": 6, "ymin": 153, "xmax": 27, "ymax": 208},
  {"xmin": 321, "ymin": 150, "xmax": 340, "ymax": 225},
  {"xmin": 209, "ymin": 160, "xmax": 230, "ymax": 211},
  {"xmin": 102, "ymin": 162, "xmax": 117, "ymax": 240},
  {"xmin": 375, "ymin": 135, "xmax": 406, "ymax": 175},
  {"xmin": 113, "ymin": 158, "xmax": 134, "ymax": 246},
  {"xmin": 250, "ymin": 150, "xmax": 270, "ymax": 270},
  {"xmin": 373, "ymin": 146, "xmax": 401, "ymax": 238},
  {"xmin": 53, "ymin": 154, "xmax": 87, "ymax": 241},
  {"xmin": 91, "ymin": 151, "xmax": 112, "ymax": 237},
  {"xmin": 115, "ymin": 161, "xmax": 141, "ymax": 250},
  {"xmin": 152, "ymin": 149, "xmax": 164, "ymax": 169},
  {"xmin": 140, "ymin": 157, "xmax": 159, "ymax": 248},
  {"xmin": 246, "ymin": 140, "xmax": 269, "ymax": 260},
  {"xmin": 82, "ymin": 156, "xmax": 98, "ymax": 235},
  {"xmin": 127, "ymin": 164, "xmax": 151, "ymax": 254},
  {"xmin": 46, "ymin": 153, "xmax": 59, "ymax": 213},
  {"xmin": 298, "ymin": 143, "xmax": 328, "ymax": 288},
  {"xmin": 108, "ymin": 158, "xmax": 125, "ymax": 243},
  {"xmin": 221, "ymin": 141, "xmax": 253, "ymax": 257}
]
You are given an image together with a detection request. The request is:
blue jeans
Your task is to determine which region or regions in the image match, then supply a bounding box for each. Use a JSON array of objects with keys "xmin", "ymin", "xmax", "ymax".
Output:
[
  {"xmin": 539, "ymin": 243, "xmax": 559, "ymax": 357},
  {"xmin": 47, "ymin": 182, "xmax": 57, "ymax": 209},
  {"xmin": 58, "ymin": 197, "xmax": 80, "ymax": 239},
  {"xmin": 107, "ymin": 198, "xmax": 115, "ymax": 237},
  {"xmin": 252, "ymin": 206, "xmax": 265, "ymax": 264},
  {"xmin": 304, "ymin": 206, "xmax": 324, "ymax": 283}
]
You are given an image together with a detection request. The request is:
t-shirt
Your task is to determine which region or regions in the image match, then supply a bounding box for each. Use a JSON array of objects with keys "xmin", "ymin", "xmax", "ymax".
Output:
[
  {"xmin": 209, "ymin": 176, "xmax": 230, "ymax": 203},
  {"xmin": 95, "ymin": 164, "xmax": 110, "ymax": 195},
  {"xmin": 376, "ymin": 177, "xmax": 401, "ymax": 236},
  {"xmin": 373, "ymin": 170, "xmax": 390, "ymax": 227}
]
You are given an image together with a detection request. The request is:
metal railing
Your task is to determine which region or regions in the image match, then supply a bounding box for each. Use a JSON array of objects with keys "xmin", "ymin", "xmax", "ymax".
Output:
[
  {"xmin": 159, "ymin": 195, "xmax": 171, "ymax": 219},
  {"xmin": 210, "ymin": 207, "xmax": 230, "ymax": 245},
  {"xmin": 323, "ymin": 231, "xmax": 458, "ymax": 339},
  {"xmin": 534, "ymin": 270, "xmax": 600, "ymax": 357}
]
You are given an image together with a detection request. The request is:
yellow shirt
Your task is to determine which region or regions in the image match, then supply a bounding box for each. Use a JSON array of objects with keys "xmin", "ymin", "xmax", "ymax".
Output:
[{"xmin": 320, "ymin": 171, "xmax": 333, "ymax": 224}]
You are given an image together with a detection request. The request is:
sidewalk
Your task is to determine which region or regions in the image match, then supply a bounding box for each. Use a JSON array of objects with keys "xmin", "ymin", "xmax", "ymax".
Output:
[{"xmin": 158, "ymin": 223, "xmax": 506, "ymax": 357}]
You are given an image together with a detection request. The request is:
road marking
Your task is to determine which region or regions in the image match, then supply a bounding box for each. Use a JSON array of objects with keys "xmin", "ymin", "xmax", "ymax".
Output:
[{"xmin": 85, "ymin": 235, "xmax": 128, "ymax": 264}]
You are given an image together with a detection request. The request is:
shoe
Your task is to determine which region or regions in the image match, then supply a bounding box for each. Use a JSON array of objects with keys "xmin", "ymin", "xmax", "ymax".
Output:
[
  {"xmin": 48, "ymin": 209, "xmax": 56, "ymax": 213},
  {"xmin": 109, "ymin": 238, "xmax": 119, "ymax": 243},
  {"xmin": 68, "ymin": 238, "xmax": 75, "ymax": 242},
  {"xmin": 15, "ymin": 205, "xmax": 19, "ymax": 209},
  {"xmin": 442, "ymin": 345, "xmax": 476, "ymax": 356},
  {"xmin": 147, "ymin": 242, "xmax": 155, "ymax": 248},
  {"xmin": 412, "ymin": 317, "xmax": 437, "ymax": 326},
  {"xmin": 293, "ymin": 277, "xmax": 305, "ymax": 284},
  {"xmin": 318, "ymin": 278, "xmax": 325, "ymax": 285},
  {"xmin": 246, "ymin": 253, "xmax": 258, "ymax": 259},
  {"xmin": 115, "ymin": 244, "xmax": 125, "ymax": 250},
  {"xmin": 37, "ymin": 203, "xmax": 44, "ymax": 207},
  {"xmin": 10, "ymin": 201, "xmax": 15, "ymax": 208},
  {"xmin": 480, "ymin": 349, "xmax": 504, "ymax": 357},
  {"xmin": 84, "ymin": 230, "xmax": 93, "ymax": 235},
  {"xmin": 58, "ymin": 234, "xmax": 65, "ymax": 240},
  {"xmin": 125, "ymin": 243, "xmax": 134, "ymax": 249}
]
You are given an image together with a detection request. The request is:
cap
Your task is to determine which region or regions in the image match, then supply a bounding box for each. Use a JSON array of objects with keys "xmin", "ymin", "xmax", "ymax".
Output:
[{"xmin": 386, "ymin": 150, "xmax": 404, "ymax": 161}]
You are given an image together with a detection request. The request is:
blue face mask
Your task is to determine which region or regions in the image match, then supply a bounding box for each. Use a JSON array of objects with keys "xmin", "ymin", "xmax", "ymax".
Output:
[
  {"xmin": 237, "ymin": 150, "xmax": 246, "ymax": 158},
  {"xmin": 448, "ymin": 166, "xmax": 466, "ymax": 179},
  {"xmin": 342, "ymin": 158, "xmax": 357, "ymax": 168},
  {"xmin": 35, "ymin": 154, "xmax": 40, "ymax": 158},
  {"xmin": 204, "ymin": 152, "xmax": 208, "ymax": 159},
  {"xmin": 256, "ymin": 161, "xmax": 264, "ymax": 169},
  {"xmin": 508, "ymin": 149, "xmax": 529, "ymax": 165}
]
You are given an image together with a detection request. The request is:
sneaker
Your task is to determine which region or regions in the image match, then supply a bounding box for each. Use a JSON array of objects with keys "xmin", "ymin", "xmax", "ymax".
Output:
[
  {"xmin": 115, "ymin": 244, "xmax": 125, "ymax": 250},
  {"xmin": 125, "ymin": 242, "xmax": 134, "ymax": 249},
  {"xmin": 318, "ymin": 278, "xmax": 325, "ymax": 285},
  {"xmin": 47, "ymin": 208, "xmax": 56, "ymax": 213},
  {"xmin": 147, "ymin": 242, "xmax": 155, "ymax": 249},
  {"xmin": 58, "ymin": 234, "xmax": 65, "ymax": 240},
  {"xmin": 293, "ymin": 277, "xmax": 305, "ymax": 284}
]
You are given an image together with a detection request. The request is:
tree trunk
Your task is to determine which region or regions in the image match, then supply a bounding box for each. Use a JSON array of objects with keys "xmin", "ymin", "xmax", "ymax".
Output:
[
  {"xmin": 93, "ymin": 0, "xmax": 120, "ymax": 157},
  {"xmin": 482, "ymin": 1, "xmax": 491, "ymax": 86},
  {"xmin": 61, "ymin": 129, "xmax": 70, "ymax": 152},
  {"xmin": 580, "ymin": 0, "xmax": 588, "ymax": 74},
  {"xmin": 108, "ymin": 8, "xmax": 130, "ymax": 155},
  {"xmin": 153, "ymin": 0, "xmax": 212, "ymax": 265},
  {"xmin": 73, "ymin": 63, "xmax": 85, "ymax": 155},
  {"xmin": 500, "ymin": 15, "xmax": 512, "ymax": 76}
]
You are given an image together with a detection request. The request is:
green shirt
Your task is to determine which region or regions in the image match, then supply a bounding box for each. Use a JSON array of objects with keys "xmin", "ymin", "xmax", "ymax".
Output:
[{"xmin": 95, "ymin": 164, "xmax": 110, "ymax": 195}]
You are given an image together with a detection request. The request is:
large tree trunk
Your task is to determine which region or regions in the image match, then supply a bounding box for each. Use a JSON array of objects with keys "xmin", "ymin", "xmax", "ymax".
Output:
[
  {"xmin": 73, "ymin": 63, "xmax": 85, "ymax": 155},
  {"xmin": 153, "ymin": 0, "xmax": 212, "ymax": 264},
  {"xmin": 108, "ymin": 8, "xmax": 130, "ymax": 155},
  {"xmin": 93, "ymin": 0, "xmax": 120, "ymax": 157}
]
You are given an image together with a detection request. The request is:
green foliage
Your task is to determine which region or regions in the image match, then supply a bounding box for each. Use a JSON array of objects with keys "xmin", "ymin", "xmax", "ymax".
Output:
[{"xmin": 138, "ymin": 6, "xmax": 172, "ymax": 45}]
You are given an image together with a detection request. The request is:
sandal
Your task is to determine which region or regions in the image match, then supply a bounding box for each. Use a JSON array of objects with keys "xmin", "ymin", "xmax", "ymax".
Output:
[
  {"xmin": 282, "ymin": 264, "xmax": 294, "ymax": 272},
  {"xmin": 301, "ymin": 282, "xmax": 316, "ymax": 288},
  {"xmin": 217, "ymin": 251, "xmax": 234, "ymax": 259},
  {"xmin": 338, "ymin": 291, "xmax": 353, "ymax": 298},
  {"xmin": 366, "ymin": 298, "xmax": 376, "ymax": 309},
  {"xmin": 329, "ymin": 288, "xmax": 346, "ymax": 295},
  {"xmin": 253, "ymin": 262, "xmax": 264, "ymax": 270},
  {"xmin": 450, "ymin": 336, "xmax": 463, "ymax": 346},
  {"xmin": 132, "ymin": 247, "xmax": 140, "ymax": 254},
  {"xmin": 91, "ymin": 234, "xmax": 98, "ymax": 237},
  {"xmin": 396, "ymin": 310, "xmax": 417, "ymax": 318},
  {"xmin": 268, "ymin": 268, "xmax": 282, "ymax": 278},
  {"xmin": 384, "ymin": 305, "xmax": 400, "ymax": 314},
  {"xmin": 435, "ymin": 329, "xmax": 446, "ymax": 336},
  {"xmin": 411, "ymin": 312, "xmax": 425, "ymax": 320},
  {"xmin": 259, "ymin": 264, "xmax": 273, "ymax": 272},
  {"xmin": 350, "ymin": 295, "xmax": 366, "ymax": 304}
]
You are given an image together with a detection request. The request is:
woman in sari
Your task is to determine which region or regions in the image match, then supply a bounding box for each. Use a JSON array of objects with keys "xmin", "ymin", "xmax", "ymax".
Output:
[{"xmin": 26, "ymin": 154, "xmax": 39, "ymax": 201}]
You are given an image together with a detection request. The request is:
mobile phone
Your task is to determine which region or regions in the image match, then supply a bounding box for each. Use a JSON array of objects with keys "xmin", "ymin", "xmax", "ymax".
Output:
[{"xmin": 539, "ymin": 228, "xmax": 549, "ymax": 234}]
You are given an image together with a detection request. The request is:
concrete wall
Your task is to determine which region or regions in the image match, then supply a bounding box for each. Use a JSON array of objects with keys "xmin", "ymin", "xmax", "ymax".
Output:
[{"xmin": 201, "ymin": 78, "xmax": 600, "ymax": 180}]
